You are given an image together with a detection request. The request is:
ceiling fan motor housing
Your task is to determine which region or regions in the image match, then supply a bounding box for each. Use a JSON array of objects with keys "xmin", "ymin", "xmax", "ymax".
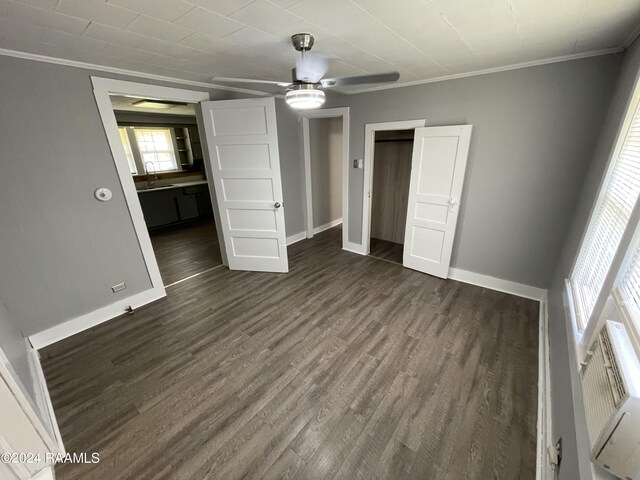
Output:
[{"xmin": 291, "ymin": 33, "xmax": 314, "ymax": 51}]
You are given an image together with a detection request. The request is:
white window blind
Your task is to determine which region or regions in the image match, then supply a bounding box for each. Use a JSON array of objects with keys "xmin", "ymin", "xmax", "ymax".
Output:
[
  {"xmin": 571, "ymin": 103, "xmax": 640, "ymax": 331},
  {"xmin": 118, "ymin": 127, "xmax": 137, "ymax": 174},
  {"xmin": 621, "ymin": 242, "xmax": 640, "ymax": 336},
  {"xmin": 133, "ymin": 128, "xmax": 178, "ymax": 172}
]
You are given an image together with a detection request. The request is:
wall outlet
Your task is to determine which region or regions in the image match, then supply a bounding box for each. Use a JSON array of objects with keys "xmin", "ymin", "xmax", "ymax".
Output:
[
  {"xmin": 353, "ymin": 158, "xmax": 363, "ymax": 169},
  {"xmin": 111, "ymin": 282, "xmax": 126, "ymax": 293}
]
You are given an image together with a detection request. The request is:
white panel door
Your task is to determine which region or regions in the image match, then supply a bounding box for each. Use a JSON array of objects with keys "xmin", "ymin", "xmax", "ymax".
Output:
[
  {"xmin": 200, "ymin": 97, "xmax": 288, "ymax": 273},
  {"xmin": 403, "ymin": 125, "xmax": 472, "ymax": 278}
]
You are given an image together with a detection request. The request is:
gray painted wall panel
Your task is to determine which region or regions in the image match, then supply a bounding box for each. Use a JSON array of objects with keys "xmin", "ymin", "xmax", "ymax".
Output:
[
  {"xmin": 547, "ymin": 40, "xmax": 640, "ymax": 480},
  {"xmin": 0, "ymin": 55, "xmax": 305, "ymax": 336},
  {"xmin": 309, "ymin": 117, "xmax": 343, "ymax": 229},
  {"xmin": 328, "ymin": 54, "xmax": 622, "ymax": 287}
]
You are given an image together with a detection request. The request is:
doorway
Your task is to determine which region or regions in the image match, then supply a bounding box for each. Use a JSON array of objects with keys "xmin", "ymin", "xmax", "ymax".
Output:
[
  {"xmin": 362, "ymin": 120, "xmax": 473, "ymax": 279},
  {"xmin": 300, "ymin": 107, "xmax": 350, "ymax": 249},
  {"xmin": 369, "ymin": 129, "xmax": 415, "ymax": 264},
  {"xmin": 109, "ymin": 96, "xmax": 222, "ymax": 286},
  {"xmin": 92, "ymin": 78, "xmax": 221, "ymax": 299}
]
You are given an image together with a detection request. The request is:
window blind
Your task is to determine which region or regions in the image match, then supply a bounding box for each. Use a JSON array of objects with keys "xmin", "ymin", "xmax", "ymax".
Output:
[
  {"xmin": 621, "ymin": 241, "xmax": 640, "ymax": 334},
  {"xmin": 118, "ymin": 127, "xmax": 137, "ymax": 174},
  {"xmin": 571, "ymin": 105, "xmax": 640, "ymax": 331}
]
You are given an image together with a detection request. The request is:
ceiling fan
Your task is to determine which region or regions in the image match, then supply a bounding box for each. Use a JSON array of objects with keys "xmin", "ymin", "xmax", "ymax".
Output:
[{"xmin": 213, "ymin": 33, "xmax": 400, "ymax": 110}]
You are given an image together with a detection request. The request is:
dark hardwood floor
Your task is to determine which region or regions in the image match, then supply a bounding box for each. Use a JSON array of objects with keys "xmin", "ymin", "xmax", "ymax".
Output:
[
  {"xmin": 41, "ymin": 226, "xmax": 538, "ymax": 480},
  {"xmin": 150, "ymin": 218, "xmax": 222, "ymax": 285},
  {"xmin": 370, "ymin": 237, "xmax": 404, "ymax": 264}
]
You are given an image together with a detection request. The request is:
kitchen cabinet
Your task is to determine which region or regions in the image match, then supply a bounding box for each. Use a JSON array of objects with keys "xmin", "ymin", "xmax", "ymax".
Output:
[{"xmin": 138, "ymin": 183, "xmax": 212, "ymax": 229}]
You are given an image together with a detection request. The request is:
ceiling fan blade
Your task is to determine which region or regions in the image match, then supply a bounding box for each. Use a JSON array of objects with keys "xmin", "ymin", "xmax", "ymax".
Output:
[
  {"xmin": 212, "ymin": 77, "xmax": 291, "ymax": 87},
  {"xmin": 296, "ymin": 52, "xmax": 330, "ymax": 83},
  {"xmin": 321, "ymin": 72, "xmax": 400, "ymax": 88}
]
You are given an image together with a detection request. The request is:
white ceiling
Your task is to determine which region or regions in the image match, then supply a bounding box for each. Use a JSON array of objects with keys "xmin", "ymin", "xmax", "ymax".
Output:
[
  {"xmin": 110, "ymin": 94, "xmax": 197, "ymax": 115},
  {"xmin": 1, "ymin": 0, "xmax": 639, "ymax": 94}
]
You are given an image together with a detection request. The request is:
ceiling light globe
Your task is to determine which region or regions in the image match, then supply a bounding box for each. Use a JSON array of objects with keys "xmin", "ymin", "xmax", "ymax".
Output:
[{"xmin": 285, "ymin": 88, "xmax": 325, "ymax": 110}]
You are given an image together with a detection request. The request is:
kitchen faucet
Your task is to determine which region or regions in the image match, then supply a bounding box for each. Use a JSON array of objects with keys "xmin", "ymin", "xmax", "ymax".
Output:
[{"xmin": 145, "ymin": 161, "xmax": 158, "ymax": 189}]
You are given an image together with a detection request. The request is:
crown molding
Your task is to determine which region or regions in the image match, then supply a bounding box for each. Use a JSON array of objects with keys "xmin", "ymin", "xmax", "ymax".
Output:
[
  {"xmin": 0, "ymin": 45, "xmax": 627, "ymax": 98},
  {"xmin": 0, "ymin": 48, "xmax": 268, "ymax": 97},
  {"xmin": 624, "ymin": 24, "xmax": 640, "ymax": 48},
  {"xmin": 338, "ymin": 47, "xmax": 624, "ymax": 95}
]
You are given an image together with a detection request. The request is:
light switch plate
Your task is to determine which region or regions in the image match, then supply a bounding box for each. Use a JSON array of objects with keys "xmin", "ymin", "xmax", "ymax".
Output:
[
  {"xmin": 353, "ymin": 159, "xmax": 363, "ymax": 169},
  {"xmin": 111, "ymin": 282, "xmax": 126, "ymax": 293}
]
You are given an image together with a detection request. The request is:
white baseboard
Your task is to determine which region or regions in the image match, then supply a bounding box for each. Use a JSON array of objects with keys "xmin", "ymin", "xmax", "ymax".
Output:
[
  {"xmin": 536, "ymin": 300, "xmax": 554, "ymax": 480},
  {"xmin": 27, "ymin": 345, "xmax": 65, "ymax": 456},
  {"xmin": 343, "ymin": 240, "xmax": 367, "ymax": 256},
  {"xmin": 29, "ymin": 287, "xmax": 166, "ymax": 349},
  {"xmin": 286, "ymin": 231, "xmax": 307, "ymax": 246},
  {"xmin": 448, "ymin": 267, "xmax": 547, "ymax": 301},
  {"xmin": 312, "ymin": 218, "xmax": 343, "ymax": 235}
]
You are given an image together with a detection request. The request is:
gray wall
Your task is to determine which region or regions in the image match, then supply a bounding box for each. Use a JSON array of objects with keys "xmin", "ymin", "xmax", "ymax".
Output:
[
  {"xmin": 309, "ymin": 117, "xmax": 343, "ymax": 229},
  {"xmin": 328, "ymin": 54, "xmax": 623, "ymax": 287},
  {"xmin": 275, "ymin": 98, "xmax": 306, "ymax": 237},
  {"xmin": 546, "ymin": 39, "xmax": 640, "ymax": 480},
  {"xmin": 0, "ymin": 55, "xmax": 305, "ymax": 337}
]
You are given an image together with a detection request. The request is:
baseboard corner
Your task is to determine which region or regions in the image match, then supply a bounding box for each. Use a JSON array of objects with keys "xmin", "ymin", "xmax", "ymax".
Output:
[
  {"xmin": 29, "ymin": 287, "xmax": 165, "ymax": 349},
  {"xmin": 286, "ymin": 231, "xmax": 307, "ymax": 246},
  {"xmin": 448, "ymin": 267, "xmax": 548, "ymax": 301}
]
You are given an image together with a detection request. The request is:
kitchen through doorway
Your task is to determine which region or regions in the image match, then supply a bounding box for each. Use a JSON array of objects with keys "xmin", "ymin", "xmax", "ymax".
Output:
[{"xmin": 110, "ymin": 95, "xmax": 223, "ymax": 286}]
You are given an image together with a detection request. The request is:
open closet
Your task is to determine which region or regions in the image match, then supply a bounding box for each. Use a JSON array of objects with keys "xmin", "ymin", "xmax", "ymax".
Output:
[
  {"xmin": 364, "ymin": 123, "xmax": 473, "ymax": 278},
  {"xmin": 369, "ymin": 129, "xmax": 415, "ymax": 264}
]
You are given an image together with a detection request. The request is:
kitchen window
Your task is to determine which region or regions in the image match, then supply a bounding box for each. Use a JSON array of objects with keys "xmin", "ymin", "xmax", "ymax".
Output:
[{"xmin": 133, "ymin": 128, "xmax": 178, "ymax": 173}]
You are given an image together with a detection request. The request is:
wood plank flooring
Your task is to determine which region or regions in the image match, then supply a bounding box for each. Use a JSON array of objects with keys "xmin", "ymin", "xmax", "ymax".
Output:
[
  {"xmin": 149, "ymin": 218, "xmax": 222, "ymax": 285},
  {"xmin": 370, "ymin": 237, "xmax": 404, "ymax": 264},
  {"xmin": 40, "ymin": 226, "xmax": 538, "ymax": 480}
]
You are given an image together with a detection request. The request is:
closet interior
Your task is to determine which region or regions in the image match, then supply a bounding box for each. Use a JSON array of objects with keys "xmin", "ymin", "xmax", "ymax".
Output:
[{"xmin": 369, "ymin": 129, "xmax": 415, "ymax": 264}]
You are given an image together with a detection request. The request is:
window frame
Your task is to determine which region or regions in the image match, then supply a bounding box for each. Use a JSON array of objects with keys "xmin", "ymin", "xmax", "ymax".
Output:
[
  {"xmin": 132, "ymin": 127, "xmax": 180, "ymax": 173},
  {"xmin": 567, "ymin": 68, "xmax": 640, "ymax": 362}
]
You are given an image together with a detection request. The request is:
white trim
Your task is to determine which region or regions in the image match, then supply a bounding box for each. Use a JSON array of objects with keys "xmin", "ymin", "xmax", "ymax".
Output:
[
  {"xmin": 0, "ymin": 346, "xmax": 59, "ymax": 476},
  {"xmin": 0, "ymin": 48, "xmax": 267, "ymax": 97},
  {"xmin": 27, "ymin": 347, "xmax": 65, "ymax": 456},
  {"xmin": 342, "ymin": 244, "xmax": 367, "ymax": 255},
  {"xmin": 32, "ymin": 466, "xmax": 55, "ymax": 480},
  {"xmin": 362, "ymin": 119, "xmax": 427, "ymax": 255},
  {"xmin": 92, "ymin": 78, "xmax": 214, "ymax": 312},
  {"xmin": 286, "ymin": 231, "xmax": 307, "ymax": 246},
  {"xmin": 536, "ymin": 300, "xmax": 554, "ymax": 480},
  {"xmin": 0, "ymin": 46, "xmax": 623, "ymax": 99},
  {"xmin": 29, "ymin": 288, "xmax": 165, "ymax": 349},
  {"xmin": 313, "ymin": 218, "xmax": 343, "ymax": 235},
  {"xmin": 567, "ymin": 63, "xmax": 640, "ymax": 362},
  {"xmin": 302, "ymin": 117, "xmax": 314, "ymax": 238},
  {"xmin": 298, "ymin": 107, "xmax": 350, "ymax": 250},
  {"xmin": 448, "ymin": 267, "xmax": 548, "ymax": 301},
  {"xmin": 341, "ymin": 48, "xmax": 623, "ymax": 94}
]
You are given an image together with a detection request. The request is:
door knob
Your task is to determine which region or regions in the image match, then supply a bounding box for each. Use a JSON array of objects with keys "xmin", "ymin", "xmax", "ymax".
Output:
[
  {"xmin": 274, "ymin": 202, "xmax": 281, "ymax": 209},
  {"xmin": 448, "ymin": 198, "xmax": 457, "ymax": 206}
]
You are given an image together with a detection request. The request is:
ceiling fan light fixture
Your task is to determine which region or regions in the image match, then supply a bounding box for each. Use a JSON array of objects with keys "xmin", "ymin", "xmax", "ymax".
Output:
[{"xmin": 285, "ymin": 87, "xmax": 325, "ymax": 110}]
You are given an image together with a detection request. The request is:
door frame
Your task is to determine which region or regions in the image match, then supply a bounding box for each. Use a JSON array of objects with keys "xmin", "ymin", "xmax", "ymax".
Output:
[
  {"xmin": 362, "ymin": 119, "xmax": 426, "ymax": 255},
  {"xmin": 299, "ymin": 107, "xmax": 350, "ymax": 250},
  {"xmin": 92, "ymin": 77, "xmax": 210, "ymax": 295}
]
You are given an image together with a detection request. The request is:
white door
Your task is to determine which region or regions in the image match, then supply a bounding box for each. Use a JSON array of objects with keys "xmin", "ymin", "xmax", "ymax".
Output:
[
  {"xmin": 200, "ymin": 97, "xmax": 288, "ymax": 273},
  {"xmin": 403, "ymin": 125, "xmax": 472, "ymax": 278}
]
